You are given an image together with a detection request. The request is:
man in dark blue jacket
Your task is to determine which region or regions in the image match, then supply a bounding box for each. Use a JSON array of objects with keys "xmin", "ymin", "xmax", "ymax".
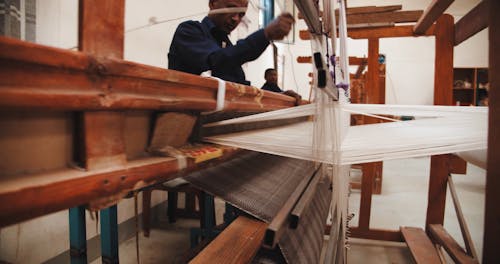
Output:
[{"xmin": 168, "ymin": 0, "xmax": 294, "ymax": 85}]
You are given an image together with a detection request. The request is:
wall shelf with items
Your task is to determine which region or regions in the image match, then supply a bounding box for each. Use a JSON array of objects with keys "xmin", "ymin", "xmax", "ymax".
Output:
[{"xmin": 453, "ymin": 67, "xmax": 489, "ymax": 106}]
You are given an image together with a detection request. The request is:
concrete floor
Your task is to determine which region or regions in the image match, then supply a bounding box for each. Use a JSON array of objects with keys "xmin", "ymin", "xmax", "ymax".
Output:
[{"xmin": 90, "ymin": 157, "xmax": 485, "ymax": 263}]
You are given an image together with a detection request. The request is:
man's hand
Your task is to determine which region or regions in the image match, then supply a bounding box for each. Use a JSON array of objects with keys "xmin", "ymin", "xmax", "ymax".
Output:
[
  {"xmin": 283, "ymin": 90, "xmax": 302, "ymax": 106},
  {"xmin": 264, "ymin": 13, "xmax": 295, "ymax": 41}
]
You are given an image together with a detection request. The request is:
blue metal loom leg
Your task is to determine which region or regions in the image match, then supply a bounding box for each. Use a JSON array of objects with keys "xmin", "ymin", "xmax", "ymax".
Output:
[
  {"xmin": 100, "ymin": 205, "xmax": 119, "ymax": 264},
  {"xmin": 69, "ymin": 206, "xmax": 87, "ymax": 264}
]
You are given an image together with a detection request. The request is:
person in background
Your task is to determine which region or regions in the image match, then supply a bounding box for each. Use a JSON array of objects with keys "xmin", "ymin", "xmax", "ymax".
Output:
[
  {"xmin": 261, "ymin": 68, "xmax": 302, "ymax": 105},
  {"xmin": 168, "ymin": 0, "xmax": 294, "ymax": 86}
]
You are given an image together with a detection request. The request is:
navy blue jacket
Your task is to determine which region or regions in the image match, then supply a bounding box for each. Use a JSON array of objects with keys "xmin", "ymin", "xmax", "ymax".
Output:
[
  {"xmin": 261, "ymin": 82, "xmax": 283, "ymax": 93},
  {"xmin": 168, "ymin": 17, "xmax": 269, "ymax": 85}
]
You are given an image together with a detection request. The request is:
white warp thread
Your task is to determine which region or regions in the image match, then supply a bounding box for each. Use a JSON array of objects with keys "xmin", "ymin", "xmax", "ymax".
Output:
[{"xmin": 203, "ymin": 103, "xmax": 488, "ymax": 165}]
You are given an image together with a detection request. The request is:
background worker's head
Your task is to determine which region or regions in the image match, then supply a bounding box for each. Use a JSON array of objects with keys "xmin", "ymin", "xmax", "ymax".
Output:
[
  {"xmin": 208, "ymin": 0, "xmax": 248, "ymax": 34},
  {"xmin": 264, "ymin": 68, "xmax": 278, "ymax": 84}
]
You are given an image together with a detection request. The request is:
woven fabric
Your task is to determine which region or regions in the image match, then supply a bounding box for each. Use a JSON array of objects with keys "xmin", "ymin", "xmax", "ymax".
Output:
[
  {"xmin": 184, "ymin": 151, "xmax": 315, "ymax": 222},
  {"xmin": 279, "ymin": 174, "xmax": 332, "ymax": 264},
  {"xmin": 184, "ymin": 151, "xmax": 332, "ymax": 263}
]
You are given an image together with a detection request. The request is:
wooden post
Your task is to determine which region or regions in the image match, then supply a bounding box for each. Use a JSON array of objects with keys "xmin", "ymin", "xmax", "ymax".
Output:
[
  {"xmin": 426, "ymin": 14, "xmax": 454, "ymax": 229},
  {"xmin": 78, "ymin": 0, "xmax": 126, "ymax": 170},
  {"xmin": 78, "ymin": 1, "xmax": 125, "ymax": 263},
  {"xmin": 483, "ymin": 0, "xmax": 500, "ymax": 263}
]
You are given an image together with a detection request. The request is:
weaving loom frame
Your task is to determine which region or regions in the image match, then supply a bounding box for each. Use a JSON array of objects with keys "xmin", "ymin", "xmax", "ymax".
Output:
[{"xmin": 0, "ymin": 0, "xmax": 498, "ymax": 263}]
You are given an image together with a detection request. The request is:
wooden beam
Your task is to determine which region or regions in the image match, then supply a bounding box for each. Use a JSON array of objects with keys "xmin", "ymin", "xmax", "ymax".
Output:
[
  {"xmin": 484, "ymin": 0, "xmax": 500, "ymax": 262},
  {"xmin": 348, "ymin": 227, "xmax": 403, "ymax": 242},
  {"xmin": 454, "ymin": 1, "xmax": 488, "ymax": 46},
  {"xmin": 0, "ymin": 148, "xmax": 243, "ymax": 227},
  {"xmin": 0, "ymin": 38, "xmax": 295, "ymax": 111},
  {"xmin": 428, "ymin": 224, "xmax": 478, "ymax": 264},
  {"xmin": 346, "ymin": 10, "xmax": 423, "ymax": 25},
  {"xmin": 358, "ymin": 161, "xmax": 375, "ymax": 230},
  {"xmin": 344, "ymin": 5, "xmax": 402, "ymax": 15},
  {"xmin": 414, "ymin": 0, "xmax": 455, "ymax": 34},
  {"xmin": 427, "ymin": 15, "xmax": 455, "ymax": 229},
  {"xmin": 296, "ymin": 56, "xmax": 367, "ymax": 65},
  {"xmin": 191, "ymin": 216, "xmax": 267, "ymax": 264},
  {"xmin": 401, "ymin": 226, "xmax": 442, "ymax": 264},
  {"xmin": 366, "ymin": 38, "xmax": 380, "ymax": 104},
  {"xmin": 448, "ymin": 175, "xmax": 478, "ymax": 259}
]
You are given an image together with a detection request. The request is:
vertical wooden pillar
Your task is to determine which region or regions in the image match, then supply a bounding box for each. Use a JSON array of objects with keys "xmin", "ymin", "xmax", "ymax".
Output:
[
  {"xmin": 78, "ymin": 0, "xmax": 126, "ymax": 170},
  {"xmin": 426, "ymin": 14, "xmax": 454, "ymax": 229},
  {"xmin": 365, "ymin": 38, "xmax": 384, "ymax": 194},
  {"xmin": 78, "ymin": 1, "xmax": 125, "ymax": 263},
  {"xmin": 483, "ymin": 0, "xmax": 500, "ymax": 262},
  {"xmin": 358, "ymin": 162, "xmax": 374, "ymax": 230},
  {"xmin": 367, "ymin": 38, "xmax": 380, "ymax": 104}
]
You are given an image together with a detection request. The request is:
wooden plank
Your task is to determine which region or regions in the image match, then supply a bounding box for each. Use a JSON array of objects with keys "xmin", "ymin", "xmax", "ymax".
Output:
[
  {"xmin": 0, "ymin": 148, "xmax": 243, "ymax": 228},
  {"xmin": 484, "ymin": 1, "xmax": 500, "ymax": 262},
  {"xmin": 298, "ymin": 5, "xmax": 403, "ymax": 19},
  {"xmin": 428, "ymin": 224, "xmax": 478, "ymax": 264},
  {"xmin": 348, "ymin": 25, "xmax": 435, "ymax": 40},
  {"xmin": 346, "ymin": 10, "xmax": 423, "ymax": 25},
  {"xmin": 344, "ymin": 5, "xmax": 402, "ymax": 15},
  {"xmin": 190, "ymin": 216, "xmax": 267, "ymax": 264},
  {"xmin": 401, "ymin": 226, "xmax": 441, "ymax": 264},
  {"xmin": 414, "ymin": 0, "xmax": 454, "ymax": 34},
  {"xmin": 348, "ymin": 227, "xmax": 403, "ymax": 242},
  {"xmin": 296, "ymin": 56, "xmax": 367, "ymax": 65},
  {"xmin": 448, "ymin": 175, "xmax": 478, "ymax": 259},
  {"xmin": 0, "ymin": 37, "xmax": 295, "ymax": 111},
  {"xmin": 454, "ymin": 1, "xmax": 488, "ymax": 46}
]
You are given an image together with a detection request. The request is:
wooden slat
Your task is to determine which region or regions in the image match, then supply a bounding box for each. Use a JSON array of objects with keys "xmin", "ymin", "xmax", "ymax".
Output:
[
  {"xmin": 454, "ymin": 1, "xmax": 488, "ymax": 46},
  {"xmin": 414, "ymin": 0, "xmax": 454, "ymax": 34},
  {"xmin": 0, "ymin": 37, "xmax": 295, "ymax": 111},
  {"xmin": 346, "ymin": 10, "xmax": 423, "ymax": 25},
  {"xmin": 428, "ymin": 224, "xmax": 478, "ymax": 264},
  {"xmin": 484, "ymin": 1, "xmax": 500, "ymax": 262},
  {"xmin": 296, "ymin": 56, "xmax": 367, "ymax": 65},
  {"xmin": 0, "ymin": 148, "xmax": 243, "ymax": 227},
  {"xmin": 401, "ymin": 226, "xmax": 442, "ymax": 264},
  {"xmin": 348, "ymin": 227, "xmax": 403, "ymax": 242},
  {"xmin": 448, "ymin": 175, "xmax": 478, "ymax": 259},
  {"xmin": 344, "ymin": 5, "xmax": 402, "ymax": 15},
  {"xmin": 298, "ymin": 25, "xmax": 436, "ymax": 40},
  {"xmin": 190, "ymin": 216, "xmax": 267, "ymax": 264},
  {"xmin": 298, "ymin": 5, "xmax": 403, "ymax": 19}
]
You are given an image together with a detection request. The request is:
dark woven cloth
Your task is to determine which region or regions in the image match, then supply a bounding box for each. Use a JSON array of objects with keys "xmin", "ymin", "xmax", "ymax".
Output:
[{"xmin": 184, "ymin": 151, "xmax": 332, "ymax": 263}]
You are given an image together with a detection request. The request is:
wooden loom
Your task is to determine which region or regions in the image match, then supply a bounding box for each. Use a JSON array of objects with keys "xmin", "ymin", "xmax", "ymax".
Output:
[
  {"xmin": 195, "ymin": 1, "xmax": 499, "ymax": 264},
  {"xmin": 0, "ymin": 1, "xmax": 498, "ymax": 264}
]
